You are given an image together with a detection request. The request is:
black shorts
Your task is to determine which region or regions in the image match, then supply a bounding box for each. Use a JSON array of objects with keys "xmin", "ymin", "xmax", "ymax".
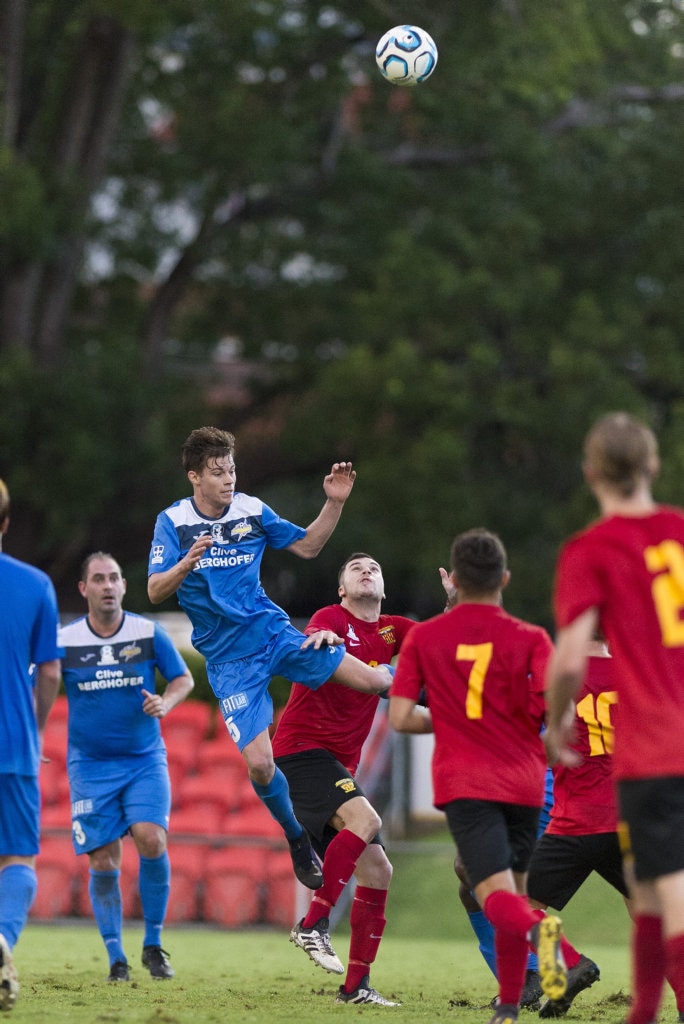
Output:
[
  {"xmin": 527, "ymin": 832, "xmax": 627, "ymax": 910},
  {"xmin": 618, "ymin": 776, "xmax": 684, "ymax": 881},
  {"xmin": 444, "ymin": 798, "xmax": 540, "ymax": 890},
  {"xmin": 275, "ymin": 749, "xmax": 383, "ymax": 859}
]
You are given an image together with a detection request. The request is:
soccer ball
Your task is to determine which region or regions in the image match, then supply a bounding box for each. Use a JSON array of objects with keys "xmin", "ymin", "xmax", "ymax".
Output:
[{"xmin": 375, "ymin": 25, "xmax": 438, "ymax": 87}]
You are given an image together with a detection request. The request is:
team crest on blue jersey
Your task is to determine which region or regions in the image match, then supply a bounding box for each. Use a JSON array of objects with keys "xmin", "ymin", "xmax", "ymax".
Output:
[
  {"xmin": 151, "ymin": 544, "xmax": 164, "ymax": 565},
  {"xmin": 98, "ymin": 645, "xmax": 118, "ymax": 665},
  {"xmin": 230, "ymin": 520, "xmax": 252, "ymax": 542},
  {"xmin": 210, "ymin": 523, "xmax": 225, "ymax": 543},
  {"xmin": 119, "ymin": 643, "xmax": 142, "ymax": 662}
]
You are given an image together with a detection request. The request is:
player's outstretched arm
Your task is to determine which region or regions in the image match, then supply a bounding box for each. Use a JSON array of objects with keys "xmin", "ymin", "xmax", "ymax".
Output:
[
  {"xmin": 288, "ymin": 462, "xmax": 356, "ymax": 560},
  {"xmin": 148, "ymin": 534, "xmax": 213, "ymax": 604}
]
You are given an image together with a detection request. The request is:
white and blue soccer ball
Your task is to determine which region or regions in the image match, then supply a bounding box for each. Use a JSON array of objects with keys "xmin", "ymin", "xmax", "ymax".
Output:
[{"xmin": 375, "ymin": 25, "xmax": 438, "ymax": 87}]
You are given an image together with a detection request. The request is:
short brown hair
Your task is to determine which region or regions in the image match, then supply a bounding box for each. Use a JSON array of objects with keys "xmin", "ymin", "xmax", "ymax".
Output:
[
  {"xmin": 0, "ymin": 479, "xmax": 9, "ymax": 526},
  {"xmin": 450, "ymin": 528, "xmax": 507, "ymax": 596},
  {"xmin": 182, "ymin": 426, "xmax": 235, "ymax": 474},
  {"xmin": 583, "ymin": 412, "xmax": 658, "ymax": 497},
  {"xmin": 80, "ymin": 551, "xmax": 122, "ymax": 582},
  {"xmin": 337, "ymin": 552, "xmax": 377, "ymax": 585}
]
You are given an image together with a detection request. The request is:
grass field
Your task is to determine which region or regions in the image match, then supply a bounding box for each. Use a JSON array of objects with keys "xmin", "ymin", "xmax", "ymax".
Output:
[{"xmin": 11, "ymin": 841, "xmax": 676, "ymax": 1024}]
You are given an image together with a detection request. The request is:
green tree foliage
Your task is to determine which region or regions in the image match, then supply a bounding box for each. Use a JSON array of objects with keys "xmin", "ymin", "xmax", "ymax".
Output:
[{"xmin": 2, "ymin": 0, "xmax": 684, "ymax": 622}]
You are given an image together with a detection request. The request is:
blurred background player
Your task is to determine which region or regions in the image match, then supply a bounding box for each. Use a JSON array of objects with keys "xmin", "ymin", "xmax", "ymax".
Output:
[
  {"xmin": 527, "ymin": 638, "xmax": 618, "ymax": 1016},
  {"xmin": 59, "ymin": 552, "xmax": 194, "ymax": 982},
  {"xmin": 274, "ymin": 552, "xmax": 428, "ymax": 1005},
  {"xmin": 0, "ymin": 478, "xmax": 62, "ymax": 1011},
  {"xmin": 545, "ymin": 412, "xmax": 684, "ymax": 1024},
  {"xmin": 389, "ymin": 528, "xmax": 566, "ymax": 1024},
  {"xmin": 148, "ymin": 427, "xmax": 393, "ymax": 892}
]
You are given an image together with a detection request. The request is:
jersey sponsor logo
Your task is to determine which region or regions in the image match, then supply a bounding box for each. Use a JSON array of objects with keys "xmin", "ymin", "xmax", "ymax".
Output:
[
  {"xmin": 78, "ymin": 669, "xmax": 144, "ymax": 690},
  {"xmin": 220, "ymin": 693, "xmax": 248, "ymax": 715},
  {"xmin": 79, "ymin": 653, "xmax": 96, "ymax": 663},
  {"xmin": 346, "ymin": 625, "xmax": 361, "ymax": 647},
  {"xmin": 151, "ymin": 544, "xmax": 164, "ymax": 565},
  {"xmin": 230, "ymin": 520, "xmax": 252, "ymax": 542},
  {"xmin": 335, "ymin": 778, "xmax": 357, "ymax": 794},
  {"xmin": 119, "ymin": 643, "xmax": 142, "ymax": 662},
  {"xmin": 195, "ymin": 549, "xmax": 256, "ymax": 570},
  {"xmin": 378, "ymin": 625, "xmax": 396, "ymax": 645}
]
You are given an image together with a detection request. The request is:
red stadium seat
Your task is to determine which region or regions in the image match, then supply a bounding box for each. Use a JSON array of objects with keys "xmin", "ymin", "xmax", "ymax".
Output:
[
  {"xmin": 201, "ymin": 847, "xmax": 267, "ymax": 927},
  {"xmin": 175, "ymin": 774, "xmax": 241, "ymax": 817},
  {"xmin": 39, "ymin": 758, "xmax": 64, "ymax": 806},
  {"xmin": 262, "ymin": 850, "xmax": 298, "ymax": 927},
  {"xmin": 31, "ymin": 836, "xmax": 78, "ymax": 919},
  {"xmin": 224, "ymin": 805, "xmax": 283, "ymax": 840},
  {"xmin": 166, "ymin": 842, "xmax": 206, "ymax": 922},
  {"xmin": 196, "ymin": 736, "xmax": 244, "ymax": 775},
  {"xmin": 161, "ymin": 700, "xmax": 214, "ymax": 747},
  {"xmin": 41, "ymin": 802, "xmax": 72, "ymax": 832},
  {"xmin": 171, "ymin": 805, "xmax": 225, "ymax": 837}
]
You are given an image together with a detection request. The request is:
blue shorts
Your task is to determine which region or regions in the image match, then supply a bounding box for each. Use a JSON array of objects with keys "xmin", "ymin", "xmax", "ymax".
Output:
[
  {"xmin": 0, "ymin": 775, "xmax": 40, "ymax": 856},
  {"xmin": 208, "ymin": 623, "xmax": 346, "ymax": 751},
  {"xmin": 68, "ymin": 752, "xmax": 170, "ymax": 855}
]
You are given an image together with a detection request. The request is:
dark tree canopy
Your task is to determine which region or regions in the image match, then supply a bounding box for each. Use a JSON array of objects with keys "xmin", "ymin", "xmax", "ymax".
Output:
[{"xmin": 2, "ymin": 0, "xmax": 684, "ymax": 624}]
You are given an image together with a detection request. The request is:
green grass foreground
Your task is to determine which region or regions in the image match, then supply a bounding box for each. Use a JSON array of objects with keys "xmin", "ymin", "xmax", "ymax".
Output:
[
  {"xmin": 12, "ymin": 842, "xmax": 674, "ymax": 1023},
  {"xmin": 16, "ymin": 927, "xmax": 640, "ymax": 1024}
]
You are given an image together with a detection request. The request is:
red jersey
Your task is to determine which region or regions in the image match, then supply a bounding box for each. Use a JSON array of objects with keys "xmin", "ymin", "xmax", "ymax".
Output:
[
  {"xmin": 272, "ymin": 605, "xmax": 415, "ymax": 773},
  {"xmin": 391, "ymin": 603, "xmax": 552, "ymax": 809},
  {"xmin": 547, "ymin": 654, "xmax": 617, "ymax": 836},
  {"xmin": 554, "ymin": 506, "xmax": 684, "ymax": 782}
]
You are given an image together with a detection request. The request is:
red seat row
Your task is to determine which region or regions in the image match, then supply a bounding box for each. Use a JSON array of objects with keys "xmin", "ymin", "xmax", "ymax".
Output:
[{"xmin": 31, "ymin": 836, "xmax": 297, "ymax": 928}]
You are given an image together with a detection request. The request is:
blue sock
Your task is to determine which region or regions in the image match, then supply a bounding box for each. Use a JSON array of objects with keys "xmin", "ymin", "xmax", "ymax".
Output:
[
  {"xmin": 0, "ymin": 864, "xmax": 37, "ymax": 948},
  {"xmin": 89, "ymin": 869, "xmax": 126, "ymax": 966},
  {"xmin": 468, "ymin": 909, "xmax": 498, "ymax": 977},
  {"xmin": 139, "ymin": 853, "xmax": 170, "ymax": 949},
  {"xmin": 252, "ymin": 768, "xmax": 302, "ymax": 841},
  {"xmin": 527, "ymin": 951, "xmax": 539, "ymax": 971}
]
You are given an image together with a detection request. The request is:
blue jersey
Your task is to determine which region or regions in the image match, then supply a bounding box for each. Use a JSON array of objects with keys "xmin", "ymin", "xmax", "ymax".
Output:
[
  {"xmin": 59, "ymin": 611, "xmax": 188, "ymax": 761},
  {"xmin": 148, "ymin": 493, "xmax": 305, "ymax": 662},
  {"xmin": 0, "ymin": 553, "xmax": 62, "ymax": 775}
]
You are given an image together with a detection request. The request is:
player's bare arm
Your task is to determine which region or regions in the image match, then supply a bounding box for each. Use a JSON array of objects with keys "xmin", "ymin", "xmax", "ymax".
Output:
[
  {"xmin": 545, "ymin": 607, "xmax": 597, "ymax": 767},
  {"xmin": 388, "ymin": 695, "xmax": 434, "ymax": 734},
  {"xmin": 148, "ymin": 534, "xmax": 213, "ymax": 604},
  {"xmin": 288, "ymin": 462, "xmax": 356, "ymax": 559},
  {"xmin": 301, "ymin": 629, "xmax": 345, "ymax": 650},
  {"xmin": 35, "ymin": 658, "xmax": 62, "ymax": 733},
  {"xmin": 141, "ymin": 668, "xmax": 194, "ymax": 719}
]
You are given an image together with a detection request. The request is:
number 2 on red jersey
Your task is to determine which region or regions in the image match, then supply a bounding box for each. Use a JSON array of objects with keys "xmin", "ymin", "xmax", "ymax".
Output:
[{"xmin": 645, "ymin": 540, "xmax": 684, "ymax": 647}]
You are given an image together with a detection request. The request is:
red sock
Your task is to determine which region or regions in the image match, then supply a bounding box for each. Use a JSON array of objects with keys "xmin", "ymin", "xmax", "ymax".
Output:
[
  {"xmin": 344, "ymin": 886, "xmax": 388, "ymax": 993},
  {"xmin": 626, "ymin": 915, "xmax": 665, "ymax": 1024},
  {"xmin": 528, "ymin": 907, "xmax": 580, "ymax": 968},
  {"xmin": 484, "ymin": 890, "xmax": 538, "ymax": 937},
  {"xmin": 302, "ymin": 830, "xmax": 367, "ymax": 929},
  {"xmin": 664, "ymin": 934, "xmax": 684, "ymax": 1018},
  {"xmin": 496, "ymin": 928, "xmax": 529, "ymax": 1006}
]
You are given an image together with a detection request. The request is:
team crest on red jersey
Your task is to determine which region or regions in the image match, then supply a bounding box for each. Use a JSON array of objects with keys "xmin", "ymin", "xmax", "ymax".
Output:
[{"xmin": 378, "ymin": 625, "xmax": 396, "ymax": 645}]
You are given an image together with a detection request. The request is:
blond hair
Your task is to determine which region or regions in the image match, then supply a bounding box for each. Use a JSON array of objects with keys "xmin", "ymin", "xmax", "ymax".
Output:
[{"xmin": 583, "ymin": 412, "xmax": 658, "ymax": 497}]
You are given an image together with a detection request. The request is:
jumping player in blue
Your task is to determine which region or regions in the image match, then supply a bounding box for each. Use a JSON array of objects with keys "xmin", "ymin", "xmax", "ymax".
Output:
[
  {"xmin": 59, "ymin": 552, "xmax": 194, "ymax": 983},
  {"xmin": 147, "ymin": 426, "xmax": 393, "ymax": 890},
  {"xmin": 0, "ymin": 478, "xmax": 62, "ymax": 1012}
]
